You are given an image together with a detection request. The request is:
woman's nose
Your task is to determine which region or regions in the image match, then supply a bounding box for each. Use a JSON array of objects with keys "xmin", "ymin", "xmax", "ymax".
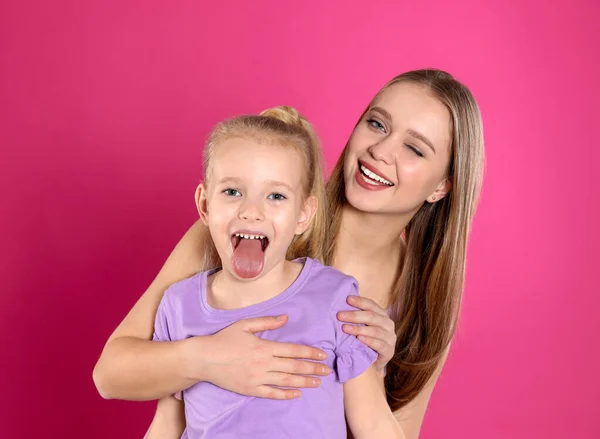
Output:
[{"xmin": 367, "ymin": 137, "xmax": 396, "ymax": 165}]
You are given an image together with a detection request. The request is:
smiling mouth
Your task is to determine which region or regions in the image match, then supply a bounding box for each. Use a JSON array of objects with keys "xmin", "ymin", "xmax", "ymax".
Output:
[
  {"xmin": 358, "ymin": 161, "xmax": 394, "ymax": 186},
  {"xmin": 231, "ymin": 233, "xmax": 270, "ymax": 252}
]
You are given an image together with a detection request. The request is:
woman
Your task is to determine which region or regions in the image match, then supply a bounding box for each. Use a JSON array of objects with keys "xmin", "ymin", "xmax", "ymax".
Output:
[{"xmin": 93, "ymin": 69, "xmax": 484, "ymax": 438}]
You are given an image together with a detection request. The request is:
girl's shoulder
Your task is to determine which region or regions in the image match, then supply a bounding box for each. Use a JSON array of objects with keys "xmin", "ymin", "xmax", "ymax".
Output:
[
  {"xmin": 162, "ymin": 270, "xmax": 210, "ymax": 303},
  {"xmin": 302, "ymin": 257, "xmax": 359, "ymax": 302}
]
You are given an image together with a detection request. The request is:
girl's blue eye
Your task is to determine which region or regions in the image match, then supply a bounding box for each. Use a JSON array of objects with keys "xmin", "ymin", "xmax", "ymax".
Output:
[
  {"xmin": 367, "ymin": 119, "xmax": 386, "ymax": 132},
  {"xmin": 268, "ymin": 193, "xmax": 286, "ymax": 201},
  {"xmin": 223, "ymin": 188, "xmax": 241, "ymax": 197}
]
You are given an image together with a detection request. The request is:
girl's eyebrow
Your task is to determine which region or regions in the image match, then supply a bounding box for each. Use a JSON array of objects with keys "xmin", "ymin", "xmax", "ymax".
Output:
[
  {"xmin": 217, "ymin": 177, "xmax": 242, "ymax": 185},
  {"xmin": 265, "ymin": 180, "xmax": 295, "ymax": 193},
  {"xmin": 218, "ymin": 177, "xmax": 295, "ymax": 193}
]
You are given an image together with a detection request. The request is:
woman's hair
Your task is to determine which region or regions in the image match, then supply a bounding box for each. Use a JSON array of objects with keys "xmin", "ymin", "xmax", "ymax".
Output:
[
  {"xmin": 199, "ymin": 106, "xmax": 328, "ymax": 271},
  {"xmin": 325, "ymin": 69, "xmax": 485, "ymax": 410}
]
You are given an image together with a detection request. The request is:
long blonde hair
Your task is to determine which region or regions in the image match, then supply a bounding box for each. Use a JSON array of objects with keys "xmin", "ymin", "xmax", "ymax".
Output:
[
  {"xmin": 325, "ymin": 69, "xmax": 485, "ymax": 410},
  {"xmin": 199, "ymin": 106, "xmax": 328, "ymax": 271}
]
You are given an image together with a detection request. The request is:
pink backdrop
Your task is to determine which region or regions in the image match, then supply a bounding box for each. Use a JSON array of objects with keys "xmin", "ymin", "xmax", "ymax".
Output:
[{"xmin": 1, "ymin": 1, "xmax": 598, "ymax": 438}]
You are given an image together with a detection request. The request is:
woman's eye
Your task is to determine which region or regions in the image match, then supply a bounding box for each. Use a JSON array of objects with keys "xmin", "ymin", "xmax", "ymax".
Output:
[
  {"xmin": 406, "ymin": 144, "xmax": 424, "ymax": 158},
  {"xmin": 223, "ymin": 188, "xmax": 241, "ymax": 197},
  {"xmin": 267, "ymin": 192, "xmax": 287, "ymax": 201},
  {"xmin": 366, "ymin": 119, "xmax": 386, "ymax": 132}
]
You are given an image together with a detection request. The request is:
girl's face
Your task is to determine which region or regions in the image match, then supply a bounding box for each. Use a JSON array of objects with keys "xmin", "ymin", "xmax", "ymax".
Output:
[
  {"xmin": 197, "ymin": 137, "xmax": 316, "ymax": 280},
  {"xmin": 343, "ymin": 81, "xmax": 454, "ymax": 216}
]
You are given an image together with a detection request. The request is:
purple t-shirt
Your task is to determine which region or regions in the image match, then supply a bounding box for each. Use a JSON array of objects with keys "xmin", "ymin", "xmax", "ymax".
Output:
[{"xmin": 153, "ymin": 257, "xmax": 377, "ymax": 439}]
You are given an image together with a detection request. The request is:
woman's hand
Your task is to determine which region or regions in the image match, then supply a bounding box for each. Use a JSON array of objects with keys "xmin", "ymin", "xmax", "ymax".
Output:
[
  {"xmin": 337, "ymin": 296, "xmax": 396, "ymax": 373},
  {"xmin": 186, "ymin": 315, "xmax": 332, "ymax": 400}
]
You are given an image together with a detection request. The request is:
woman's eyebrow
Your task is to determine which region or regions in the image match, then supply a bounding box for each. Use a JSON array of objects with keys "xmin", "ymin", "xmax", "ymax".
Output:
[
  {"xmin": 369, "ymin": 106, "xmax": 393, "ymax": 121},
  {"xmin": 407, "ymin": 129, "xmax": 436, "ymax": 154}
]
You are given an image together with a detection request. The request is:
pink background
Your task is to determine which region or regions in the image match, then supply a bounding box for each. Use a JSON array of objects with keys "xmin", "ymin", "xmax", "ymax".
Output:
[{"xmin": 1, "ymin": 0, "xmax": 598, "ymax": 438}]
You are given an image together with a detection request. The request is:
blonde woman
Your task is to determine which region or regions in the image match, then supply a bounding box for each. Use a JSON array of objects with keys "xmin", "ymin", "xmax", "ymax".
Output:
[{"xmin": 94, "ymin": 69, "xmax": 484, "ymax": 438}]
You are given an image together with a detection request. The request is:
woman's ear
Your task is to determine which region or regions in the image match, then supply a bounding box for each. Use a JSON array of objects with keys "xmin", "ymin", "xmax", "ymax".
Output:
[
  {"xmin": 426, "ymin": 177, "xmax": 452, "ymax": 203},
  {"xmin": 195, "ymin": 183, "xmax": 209, "ymax": 225},
  {"xmin": 295, "ymin": 195, "xmax": 318, "ymax": 235}
]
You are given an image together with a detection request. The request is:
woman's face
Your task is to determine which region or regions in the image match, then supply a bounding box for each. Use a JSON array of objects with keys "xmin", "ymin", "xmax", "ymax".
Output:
[{"xmin": 343, "ymin": 81, "xmax": 453, "ymax": 216}]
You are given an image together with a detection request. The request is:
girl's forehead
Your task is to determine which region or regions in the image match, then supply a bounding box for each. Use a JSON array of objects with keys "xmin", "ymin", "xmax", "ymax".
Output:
[{"xmin": 210, "ymin": 138, "xmax": 305, "ymax": 187}]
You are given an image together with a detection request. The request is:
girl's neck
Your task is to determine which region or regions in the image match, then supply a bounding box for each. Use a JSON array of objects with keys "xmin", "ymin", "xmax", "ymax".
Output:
[{"xmin": 208, "ymin": 259, "xmax": 302, "ymax": 310}]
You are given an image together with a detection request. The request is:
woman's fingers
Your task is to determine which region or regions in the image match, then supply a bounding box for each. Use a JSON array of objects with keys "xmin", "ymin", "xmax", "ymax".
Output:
[
  {"xmin": 273, "ymin": 358, "xmax": 332, "ymax": 376},
  {"xmin": 346, "ymin": 295, "xmax": 388, "ymax": 316},
  {"xmin": 239, "ymin": 315, "xmax": 289, "ymax": 333},
  {"xmin": 337, "ymin": 309, "xmax": 394, "ymax": 332},
  {"xmin": 264, "ymin": 372, "xmax": 323, "ymax": 389},
  {"xmin": 357, "ymin": 335, "xmax": 392, "ymax": 357},
  {"xmin": 267, "ymin": 339, "xmax": 328, "ymax": 361},
  {"xmin": 342, "ymin": 323, "xmax": 386, "ymax": 341},
  {"xmin": 335, "ymin": 297, "xmax": 397, "ymax": 371},
  {"xmin": 254, "ymin": 385, "xmax": 302, "ymax": 400},
  {"xmin": 344, "ymin": 325, "xmax": 395, "ymax": 359}
]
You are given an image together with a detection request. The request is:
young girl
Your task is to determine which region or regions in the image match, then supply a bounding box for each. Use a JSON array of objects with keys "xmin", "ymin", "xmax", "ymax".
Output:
[{"xmin": 146, "ymin": 106, "xmax": 404, "ymax": 439}]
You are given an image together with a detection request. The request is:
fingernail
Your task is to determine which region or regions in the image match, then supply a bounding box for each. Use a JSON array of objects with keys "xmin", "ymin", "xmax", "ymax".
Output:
[
  {"xmin": 312, "ymin": 378, "xmax": 321, "ymax": 386},
  {"xmin": 276, "ymin": 315, "xmax": 287, "ymax": 321},
  {"xmin": 322, "ymin": 366, "xmax": 331, "ymax": 375},
  {"xmin": 318, "ymin": 352, "xmax": 327, "ymax": 360},
  {"xmin": 347, "ymin": 296, "xmax": 356, "ymax": 303},
  {"xmin": 338, "ymin": 312, "xmax": 348, "ymax": 319},
  {"xmin": 343, "ymin": 325, "xmax": 354, "ymax": 333}
]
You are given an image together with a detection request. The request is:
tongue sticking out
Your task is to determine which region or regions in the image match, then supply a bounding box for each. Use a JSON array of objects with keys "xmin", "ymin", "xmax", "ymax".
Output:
[{"xmin": 232, "ymin": 239, "xmax": 265, "ymax": 279}]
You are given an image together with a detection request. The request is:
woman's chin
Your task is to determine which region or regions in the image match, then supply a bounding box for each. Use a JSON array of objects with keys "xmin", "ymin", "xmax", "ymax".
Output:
[{"xmin": 344, "ymin": 187, "xmax": 387, "ymax": 214}]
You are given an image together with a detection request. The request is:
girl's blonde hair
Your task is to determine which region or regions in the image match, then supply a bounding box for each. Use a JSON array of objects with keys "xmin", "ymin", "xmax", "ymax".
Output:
[
  {"xmin": 325, "ymin": 69, "xmax": 485, "ymax": 410},
  {"xmin": 200, "ymin": 106, "xmax": 327, "ymax": 271}
]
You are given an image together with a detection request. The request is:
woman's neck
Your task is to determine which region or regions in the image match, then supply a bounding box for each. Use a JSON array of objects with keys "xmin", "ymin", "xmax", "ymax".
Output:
[
  {"xmin": 335, "ymin": 203, "xmax": 409, "ymax": 263},
  {"xmin": 333, "ymin": 204, "xmax": 409, "ymax": 307}
]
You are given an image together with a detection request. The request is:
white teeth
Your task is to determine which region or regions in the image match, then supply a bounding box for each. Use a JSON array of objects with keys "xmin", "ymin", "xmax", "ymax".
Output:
[
  {"xmin": 235, "ymin": 233, "xmax": 266, "ymax": 240},
  {"xmin": 360, "ymin": 165, "xmax": 393, "ymax": 186},
  {"xmin": 361, "ymin": 173, "xmax": 379, "ymax": 185}
]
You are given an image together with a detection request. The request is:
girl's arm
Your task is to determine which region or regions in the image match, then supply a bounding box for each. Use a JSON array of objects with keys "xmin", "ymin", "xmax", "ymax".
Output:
[
  {"xmin": 93, "ymin": 219, "xmax": 330, "ymax": 401},
  {"xmin": 344, "ymin": 364, "xmax": 406, "ymax": 439},
  {"xmin": 144, "ymin": 396, "xmax": 186, "ymax": 439},
  {"xmin": 392, "ymin": 347, "xmax": 451, "ymax": 439}
]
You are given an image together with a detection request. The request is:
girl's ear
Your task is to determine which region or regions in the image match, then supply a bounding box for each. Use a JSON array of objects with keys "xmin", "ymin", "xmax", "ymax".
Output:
[
  {"xmin": 195, "ymin": 183, "xmax": 209, "ymax": 225},
  {"xmin": 295, "ymin": 195, "xmax": 318, "ymax": 235}
]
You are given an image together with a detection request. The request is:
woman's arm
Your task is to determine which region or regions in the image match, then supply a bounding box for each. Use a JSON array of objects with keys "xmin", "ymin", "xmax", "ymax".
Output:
[
  {"xmin": 93, "ymin": 219, "xmax": 331, "ymax": 401},
  {"xmin": 93, "ymin": 220, "xmax": 208, "ymax": 400},
  {"xmin": 344, "ymin": 365, "xmax": 406, "ymax": 439},
  {"xmin": 145, "ymin": 396, "xmax": 186, "ymax": 439}
]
